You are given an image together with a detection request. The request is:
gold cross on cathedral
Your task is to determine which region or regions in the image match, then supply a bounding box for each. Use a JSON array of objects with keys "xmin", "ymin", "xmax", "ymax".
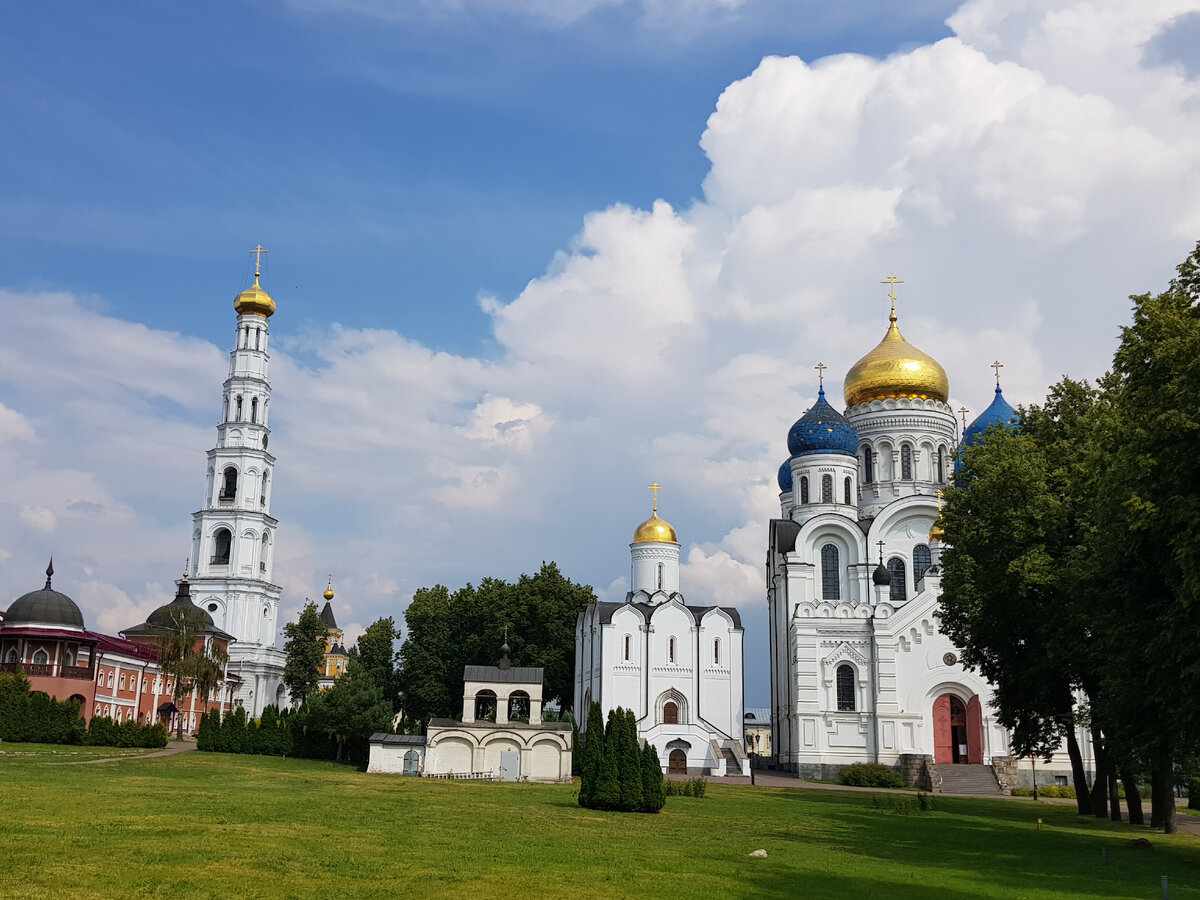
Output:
[
  {"xmin": 648, "ymin": 482, "xmax": 663, "ymax": 515},
  {"xmin": 250, "ymin": 244, "xmax": 269, "ymax": 280},
  {"xmin": 958, "ymin": 406, "xmax": 969, "ymax": 429},
  {"xmin": 814, "ymin": 362, "xmax": 826, "ymax": 387},
  {"xmin": 881, "ymin": 273, "xmax": 903, "ymax": 319},
  {"xmin": 991, "ymin": 360, "xmax": 1004, "ymax": 386},
  {"xmin": 936, "ymin": 488, "xmax": 943, "ymax": 510}
]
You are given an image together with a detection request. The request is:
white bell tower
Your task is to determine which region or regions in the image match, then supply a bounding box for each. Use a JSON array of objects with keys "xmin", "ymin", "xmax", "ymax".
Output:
[{"xmin": 187, "ymin": 246, "xmax": 287, "ymax": 715}]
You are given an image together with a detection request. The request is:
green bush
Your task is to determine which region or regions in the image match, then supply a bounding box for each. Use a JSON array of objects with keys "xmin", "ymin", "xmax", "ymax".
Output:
[
  {"xmin": 838, "ymin": 763, "xmax": 904, "ymax": 789},
  {"xmin": 663, "ymin": 778, "xmax": 708, "ymax": 798},
  {"xmin": 83, "ymin": 716, "xmax": 167, "ymax": 748},
  {"xmin": 0, "ymin": 674, "xmax": 86, "ymax": 745}
]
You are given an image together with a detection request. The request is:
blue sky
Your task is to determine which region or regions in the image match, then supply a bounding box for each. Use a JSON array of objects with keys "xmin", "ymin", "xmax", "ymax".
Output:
[{"xmin": 2, "ymin": 0, "xmax": 1200, "ymax": 707}]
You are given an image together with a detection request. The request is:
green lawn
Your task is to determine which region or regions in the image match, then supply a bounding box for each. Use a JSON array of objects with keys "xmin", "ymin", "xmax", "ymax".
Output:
[{"xmin": 0, "ymin": 748, "xmax": 1196, "ymax": 899}]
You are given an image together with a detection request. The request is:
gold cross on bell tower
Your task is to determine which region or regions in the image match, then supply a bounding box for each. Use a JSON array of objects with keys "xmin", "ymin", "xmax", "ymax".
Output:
[
  {"xmin": 991, "ymin": 360, "xmax": 1004, "ymax": 386},
  {"xmin": 814, "ymin": 362, "xmax": 826, "ymax": 387},
  {"xmin": 881, "ymin": 274, "xmax": 903, "ymax": 322},
  {"xmin": 648, "ymin": 482, "xmax": 662, "ymax": 515},
  {"xmin": 250, "ymin": 244, "xmax": 268, "ymax": 285}
]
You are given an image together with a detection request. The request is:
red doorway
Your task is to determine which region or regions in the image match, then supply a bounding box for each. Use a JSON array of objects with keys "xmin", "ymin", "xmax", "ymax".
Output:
[{"xmin": 932, "ymin": 693, "xmax": 983, "ymax": 764}]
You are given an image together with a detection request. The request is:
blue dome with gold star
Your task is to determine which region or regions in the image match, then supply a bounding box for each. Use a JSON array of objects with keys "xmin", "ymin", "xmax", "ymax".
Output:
[
  {"xmin": 778, "ymin": 458, "xmax": 793, "ymax": 492},
  {"xmin": 962, "ymin": 385, "xmax": 1018, "ymax": 446},
  {"xmin": 787, "ymin": 387, "xmax": 859, "ymax": 457}
]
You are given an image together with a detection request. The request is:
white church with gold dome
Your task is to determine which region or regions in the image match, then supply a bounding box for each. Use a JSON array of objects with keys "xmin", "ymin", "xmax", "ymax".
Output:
[
  {"xmin": 766, "ymin": 284, "xmax": 1034, "ymax": 786},
  {"xmin": 574, "ymin": 489, "xmax": 749, "ymax": 777}
]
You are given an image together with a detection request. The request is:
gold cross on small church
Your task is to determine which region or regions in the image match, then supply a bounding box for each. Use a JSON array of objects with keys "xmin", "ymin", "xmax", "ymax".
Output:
[
  {"xmin": 814, "ymin": 362, "xmax": 826, "ymax": 387},
  {"xmin": 250, "ymin": 244, "xmax": 268, "ymax": 281},
  {"xmin": 881, "ymin": 273, "xmax": 903, "ymax": 320},
  {"xmin": 648, "ymin": 482, "xmax": 663, "ymax": 515},
  {"xmin": 991, "ymin": 360, "xmax": 1004, "ymax": 386}
]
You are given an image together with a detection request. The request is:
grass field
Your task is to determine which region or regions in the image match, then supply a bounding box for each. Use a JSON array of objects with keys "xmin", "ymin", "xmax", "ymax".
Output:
[{"xmin": 1, "ymin": 747, "xmax": 1197, "ymax": 899}]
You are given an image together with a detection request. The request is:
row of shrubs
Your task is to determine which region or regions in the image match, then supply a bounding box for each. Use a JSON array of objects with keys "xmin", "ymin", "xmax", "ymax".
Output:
[
  {"xmin": 664, "ymin": 778, "xmax": 708, "ymax": 798},
  {"xmin": 838, "ymin": 762, "xmax": 906, "ymax": 789},
  {"xmin": 1011, "ymin": 785, "xmax": 1078, "ymax": 798},
  {"xmin": 577, "ymin": 703, "xmax": 665, "ymax": 813},
  {"xmin": 196, "ymin": 705, "xmax": 344, "ymax": 762},
  {"xmin": 0, "ymin": 672, "xmax": 166, "ymax": 748}
]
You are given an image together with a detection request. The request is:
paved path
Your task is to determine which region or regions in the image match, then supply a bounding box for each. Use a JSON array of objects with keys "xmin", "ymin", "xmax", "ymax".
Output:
[{"xmin": 61, "ymin": 740, "xmax": 196, "ymax": 765}]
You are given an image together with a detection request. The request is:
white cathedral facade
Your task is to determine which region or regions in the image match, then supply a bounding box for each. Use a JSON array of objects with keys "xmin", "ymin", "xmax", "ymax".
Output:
[
  {"xmin": 765, "ymin": 297, "xmax": 1078, "ymax": 785},
  {"xmin": 185, "ymin": 259, "xmax": 287, "ymax": 716},
  {"xmin": 575, "ymin": 494, "xmax": 749, "ymax": 777}
]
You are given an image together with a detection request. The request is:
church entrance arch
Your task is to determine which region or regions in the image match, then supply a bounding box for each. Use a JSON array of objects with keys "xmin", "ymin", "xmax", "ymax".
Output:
[
  {"xmin": 668, "ymin": 749, "xmax": 687, "ymax": 774},
  {"xmin": 932, "ymin": 692, "xmax": 983, "ymax": 764}
]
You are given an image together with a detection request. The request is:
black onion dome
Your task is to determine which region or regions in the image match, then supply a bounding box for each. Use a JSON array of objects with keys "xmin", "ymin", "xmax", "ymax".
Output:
[
  {"xmin": 6, "ymin": 562, "xmax": 85, "ymax": 630},
  {"xmin": 872, "ymin": 564, "xmax": 892, "ymax": 587},
  {"xmin": 143, "ymin": 578, "xmax": 215, "ymax": 629}
]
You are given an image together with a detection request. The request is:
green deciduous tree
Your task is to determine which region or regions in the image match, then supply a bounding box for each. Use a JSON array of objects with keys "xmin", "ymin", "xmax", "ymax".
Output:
[
  {"xmin": 154, "ymin": 600, "xmax": 228, "ymax": 741},
  {"xmin": 354, "ymin": 617, "xmax": 402, "ymax": 714},
  {"xmin": 306, "ymin": 658, "xmax": 394, "ymax": 763},
  {"xmin": 283, "ymin": 601, "xmax": 327, "ymax": 708}
]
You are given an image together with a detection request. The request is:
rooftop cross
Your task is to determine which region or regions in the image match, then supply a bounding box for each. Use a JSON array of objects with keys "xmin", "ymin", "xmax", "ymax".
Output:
[
  {"xmin": 814, "ymin": 361, "xmax": 826, "ymax": 387},
  {"xmin": 936, "ymin": 488, "xmax": 943, "ymax": 510},
  {"xmin": 991, "ymin": 360, "xmax": 1004, "ymax": 387},
  {"xmin": 958, "ymin": 406, "xmax": 969, "ymax": 430},
  {"xmin": 648, "ymin": 481, "xmax": 662, "ymax": 515},
  {"xmin": 881, "ymin": 274, "xmax": 903, "ymax": 322},
  {"xmin": 250, "ymin": 244, "xmax": 268, "ymax": 284}
]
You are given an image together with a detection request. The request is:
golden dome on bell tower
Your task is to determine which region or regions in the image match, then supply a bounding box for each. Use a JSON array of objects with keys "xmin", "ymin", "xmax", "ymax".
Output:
[
  {"xmin": 843, "ymin": 277, "xmax": 948, "ymax": 408},
  {"xmin": 233, "ymin": 244, "xmax": 277, "ymax": 318}
]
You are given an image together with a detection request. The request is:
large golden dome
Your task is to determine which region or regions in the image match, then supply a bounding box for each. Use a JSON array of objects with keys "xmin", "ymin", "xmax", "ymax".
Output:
[
  {"xmin": 632, "ymin": 511, "xmax": 679, "ymax": 545},
  {"xmin": 234, "ymin": 275, "xmax": 276, "ymax": 318},
  {"xmin": 844, "ymin": 311, "xmax": 948, "ymax": 407}
]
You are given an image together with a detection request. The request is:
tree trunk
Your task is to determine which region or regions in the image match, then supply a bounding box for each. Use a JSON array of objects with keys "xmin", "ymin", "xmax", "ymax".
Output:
[
  {"xmin": 175, "ymin": 690, "xmax": 185, "ymax": 741},
  {"xmin": 336, "ymin": 737, "xmax": 344, "ymax": 764},
  {"xmin": 1152, "ymin": 747, "xmax": 1177, "ymax": 833},
  {"xmin": 1150, "ymin": 762, "xmax": 1165, "ymax": 829},
  {"xmin": 1090, "ymin": 728, "xmax": 1109, "ymax": 819},
  {"xmin": 1066, "ymin": 728, "xmax": 1094, "ymax": 815},
  {"xmin": 1120, "ymin": 764, "xmax": 1144, "ymax": 826},
  {"xmin": 1108, "ymin": 760, "xmax": 1122, "ymax": 822}
]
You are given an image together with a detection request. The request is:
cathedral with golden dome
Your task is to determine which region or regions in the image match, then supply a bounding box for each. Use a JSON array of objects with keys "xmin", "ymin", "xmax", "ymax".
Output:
[
  {"xmin": 574, "ymin": 485, "xmax": 749, "ymax": 776},
  {"xmin": 763, "ymin": 280, "xmax": 1059, "ymax": 790}
]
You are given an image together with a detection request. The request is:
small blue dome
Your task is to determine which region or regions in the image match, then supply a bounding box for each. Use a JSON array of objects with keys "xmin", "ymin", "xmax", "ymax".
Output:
[
  {"xmin": 787, "ymin": 387, "xmax": 859, "ymax": 457},
  {"xmin": 962, "ymin": 385, "xmax": 1018, "ymax": 446},
  {"xmin": 778, "ymin": 458, "xmax": 793, "ymax": 492}
]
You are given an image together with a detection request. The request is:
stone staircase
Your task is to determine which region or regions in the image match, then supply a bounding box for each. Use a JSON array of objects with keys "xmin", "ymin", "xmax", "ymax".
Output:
[
  {"xmin": 937, "ymin": 763, "xmax": 1004, "ymax": 795},
  {"xmin": 721, "ymin": 746, "xmax": 740, "ymax": 773}
]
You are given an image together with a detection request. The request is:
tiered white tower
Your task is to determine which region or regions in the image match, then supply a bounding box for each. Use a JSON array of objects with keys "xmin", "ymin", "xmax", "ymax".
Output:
[{"xmin": 188, "ymin": 248, "xmax": 287, "ymax": 716}]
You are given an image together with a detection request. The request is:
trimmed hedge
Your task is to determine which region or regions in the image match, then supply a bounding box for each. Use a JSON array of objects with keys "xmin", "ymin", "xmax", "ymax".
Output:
[
  {"xmin": 0, "ymin": 672, "xmax": 86, "ymax": 745},
  {"xmin": 197, "ymin": 705, "xmax": 346, "ymax": 762},
  {"xmin": 83, "ymin": 716, "xmax": 168, "ymax": 748},
  {"xmin": 838, "ymin": 762, "xmax": 905, "ymax": 789}
]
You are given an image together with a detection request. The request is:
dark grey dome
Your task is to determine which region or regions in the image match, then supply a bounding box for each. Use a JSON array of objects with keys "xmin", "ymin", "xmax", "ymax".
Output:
[
  {"xmin": 6, "ymin": 561, "xmax": 85, "ymax": 630},
  {"xmin": 144, "ymin": 578, "xmax": 214, "ymax": 629}
]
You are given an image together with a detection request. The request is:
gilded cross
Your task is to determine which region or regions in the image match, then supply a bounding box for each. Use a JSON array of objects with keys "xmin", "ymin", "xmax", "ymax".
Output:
[
  {"xmin": 936, "ymin": 488, "xmax": 943, "ymax": 510},
  {"xmin": 991, "ymin": 360, "xmax": 1004, "ymax": 386},
  {"xmin": 881, "ymin": 274, "xmax": 903, "ymax": 319},
  {"xmin": 648, "ymin": 482, "xmax": 662, "ymax": 515},
  {"xmin": 250, "ymin": 244, "xmax": 269, "ymax": 280},
  {"xmin": 814, "ymin": 362, "xmax": 826, "ymax": 387},
  {"xmin": 958, "ymin": 406, "xmax": 969, "ymax": 429}
]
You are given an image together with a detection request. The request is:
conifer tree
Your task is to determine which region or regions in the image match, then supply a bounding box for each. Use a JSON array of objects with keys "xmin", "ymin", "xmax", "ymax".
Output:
[
  {"xmin": 618, "ymin": 707, "xmax": 643, "ymax": 812},
  {"xmin": 640, "ymin": 741, "xmax": 666, "ymax": 813},
  {"xmin": 579, "ymin": 701, "xmax": 605, "ymax": 808},
  {"xmin": 592, "ymin": 708, "xmax": 622, "ymax": 810}
]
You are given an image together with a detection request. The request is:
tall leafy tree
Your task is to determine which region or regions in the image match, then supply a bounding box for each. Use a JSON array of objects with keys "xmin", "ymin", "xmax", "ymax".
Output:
[
  {"xmin": 283, "ymin": 602, "xmax": 327, "ymax": 708},
  {"xmin": 306, "ymin": 658, "xmax": 394, "ymax": 764},
  {"xmin": 355, "ymin": 617, "xmax": 402, "ymax": 713},
  {"xmin": 155, "ymin": 603, "xmax": 228, "ymax": 741}
]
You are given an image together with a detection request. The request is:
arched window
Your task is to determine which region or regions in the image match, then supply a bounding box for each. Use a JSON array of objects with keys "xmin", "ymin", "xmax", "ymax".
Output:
[
  {"xmin": 914, "ymin": 544, "xmax": 932, "ymax": 585},
  {"xmin": 260, "ymin": 471, "xmax": 269, "ymax": 507},
  {"xmin": 863, "ymin": 445, "xmax": 874, "ymax": 483},
  {"xmin": 33, "ymin": 648, "xmax": 49, "ymax": 665},
  {"xmin": 508, "ymin": 690, "xmax": 530, "ymax": 723},
  {"xmin": 901, "ymin": 445, "xmax": 913, "ymax": 480},
  {"xmin": 821, "ymin": 543, "xmax": 840, "ymax": 600},
  {"xmin": 212, "ymin": 528, "xmax": 232, "ymax": 566},
  {"xmin": 668, "ymin": 636, "xmax": 677, "ymax": 664},
  {"xmin": 223, "ymin": 396, "xmax": 229, "ymax": 422},
  {"xmin": 663, "ymin": 701, "xmax": 679, "ymax": 725},
  {"xmin": 821, "ymin": 474, "xmax": 833, "ymax": 503},
  {"xmin": 260, "ymin": 533, "xmax": 269, "ymax": 572},
  {"xmin": 656, "ymin": 563, "xmax": 664, "ymax": 591},
  {"xmin": 887, "ymin": 557, "xmax": 907, "ymax": 603},
  {"xmin": 254, "ymin": 328, "xmax": 260, "ymax": 350},
  {"xmin": 799, "ymin": 476, "xmax": 809, "ymax": 504},
  {"xmin": 844, "ymin": 477, "xmax": 852, "ymax": 505},
  {"xmin": 5, "ymin": 648, "xmax": 17, "ymax": 664},
  {"xmin": 937, "ymin": 447, "xmax": 947, "ymax": 483},
  {"xmin": 220, "ymin": 467, "xmax": 237, "ymax": 500},
  {"xmin": 624, "ymin": 634, "xmax": 631, "ymax": 661},
  {"xmin": 474, "ymin": 689, "xmax": 497, "ymax": 722},
  {"xmin": 250, "ymin": 397, "xmax": 258, "ymax": 424},
  {"xmin": 64, "ymin": 650, "xmax": 74, "ymax": 667},
  {"xmin": 836, "ymin": 664, "xmax": 855, "ymax": 711},
  {"xmin": 713, "ymin": 639, "xmax": 721, "ymax": 666},
  {"xmin": 235, "ymin": 396, "xmax": 243, "ymax": 421}
]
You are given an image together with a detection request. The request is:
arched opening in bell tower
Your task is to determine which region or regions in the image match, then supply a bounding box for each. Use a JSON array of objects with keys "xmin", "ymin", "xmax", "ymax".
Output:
[{"xmin": 220, "ymin": 468, "xmax": 237, "ymax": 501}]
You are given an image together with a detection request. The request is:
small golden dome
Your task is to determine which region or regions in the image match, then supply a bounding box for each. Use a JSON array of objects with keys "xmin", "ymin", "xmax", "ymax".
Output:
[
  {"xmin": 323, "ymin": 581, "xmax": 334, "ymax": 601},
  {"xmin": 844, "ymin": 311, "xmax": 948, "ymax": 407},
  {"xmin": 928, "ymin": 520, "xmax": 944, "ymax": 542},
  {"xmin": 234, "ymin": 275, "xmax": 276, "ymax": 318},
  {"xmin": 632, "ymin": 512, "xmax": 679, "ymax": 545}
]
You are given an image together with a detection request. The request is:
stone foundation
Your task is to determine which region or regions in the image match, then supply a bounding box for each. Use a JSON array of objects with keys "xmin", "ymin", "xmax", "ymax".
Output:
[
  {"xmin": 991, "ymin": 755, "xmax": 1018, "ymax": 794},
  {"xmin": 898, "ymin": 753, "xmax": 937, "ymax": 791}
]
